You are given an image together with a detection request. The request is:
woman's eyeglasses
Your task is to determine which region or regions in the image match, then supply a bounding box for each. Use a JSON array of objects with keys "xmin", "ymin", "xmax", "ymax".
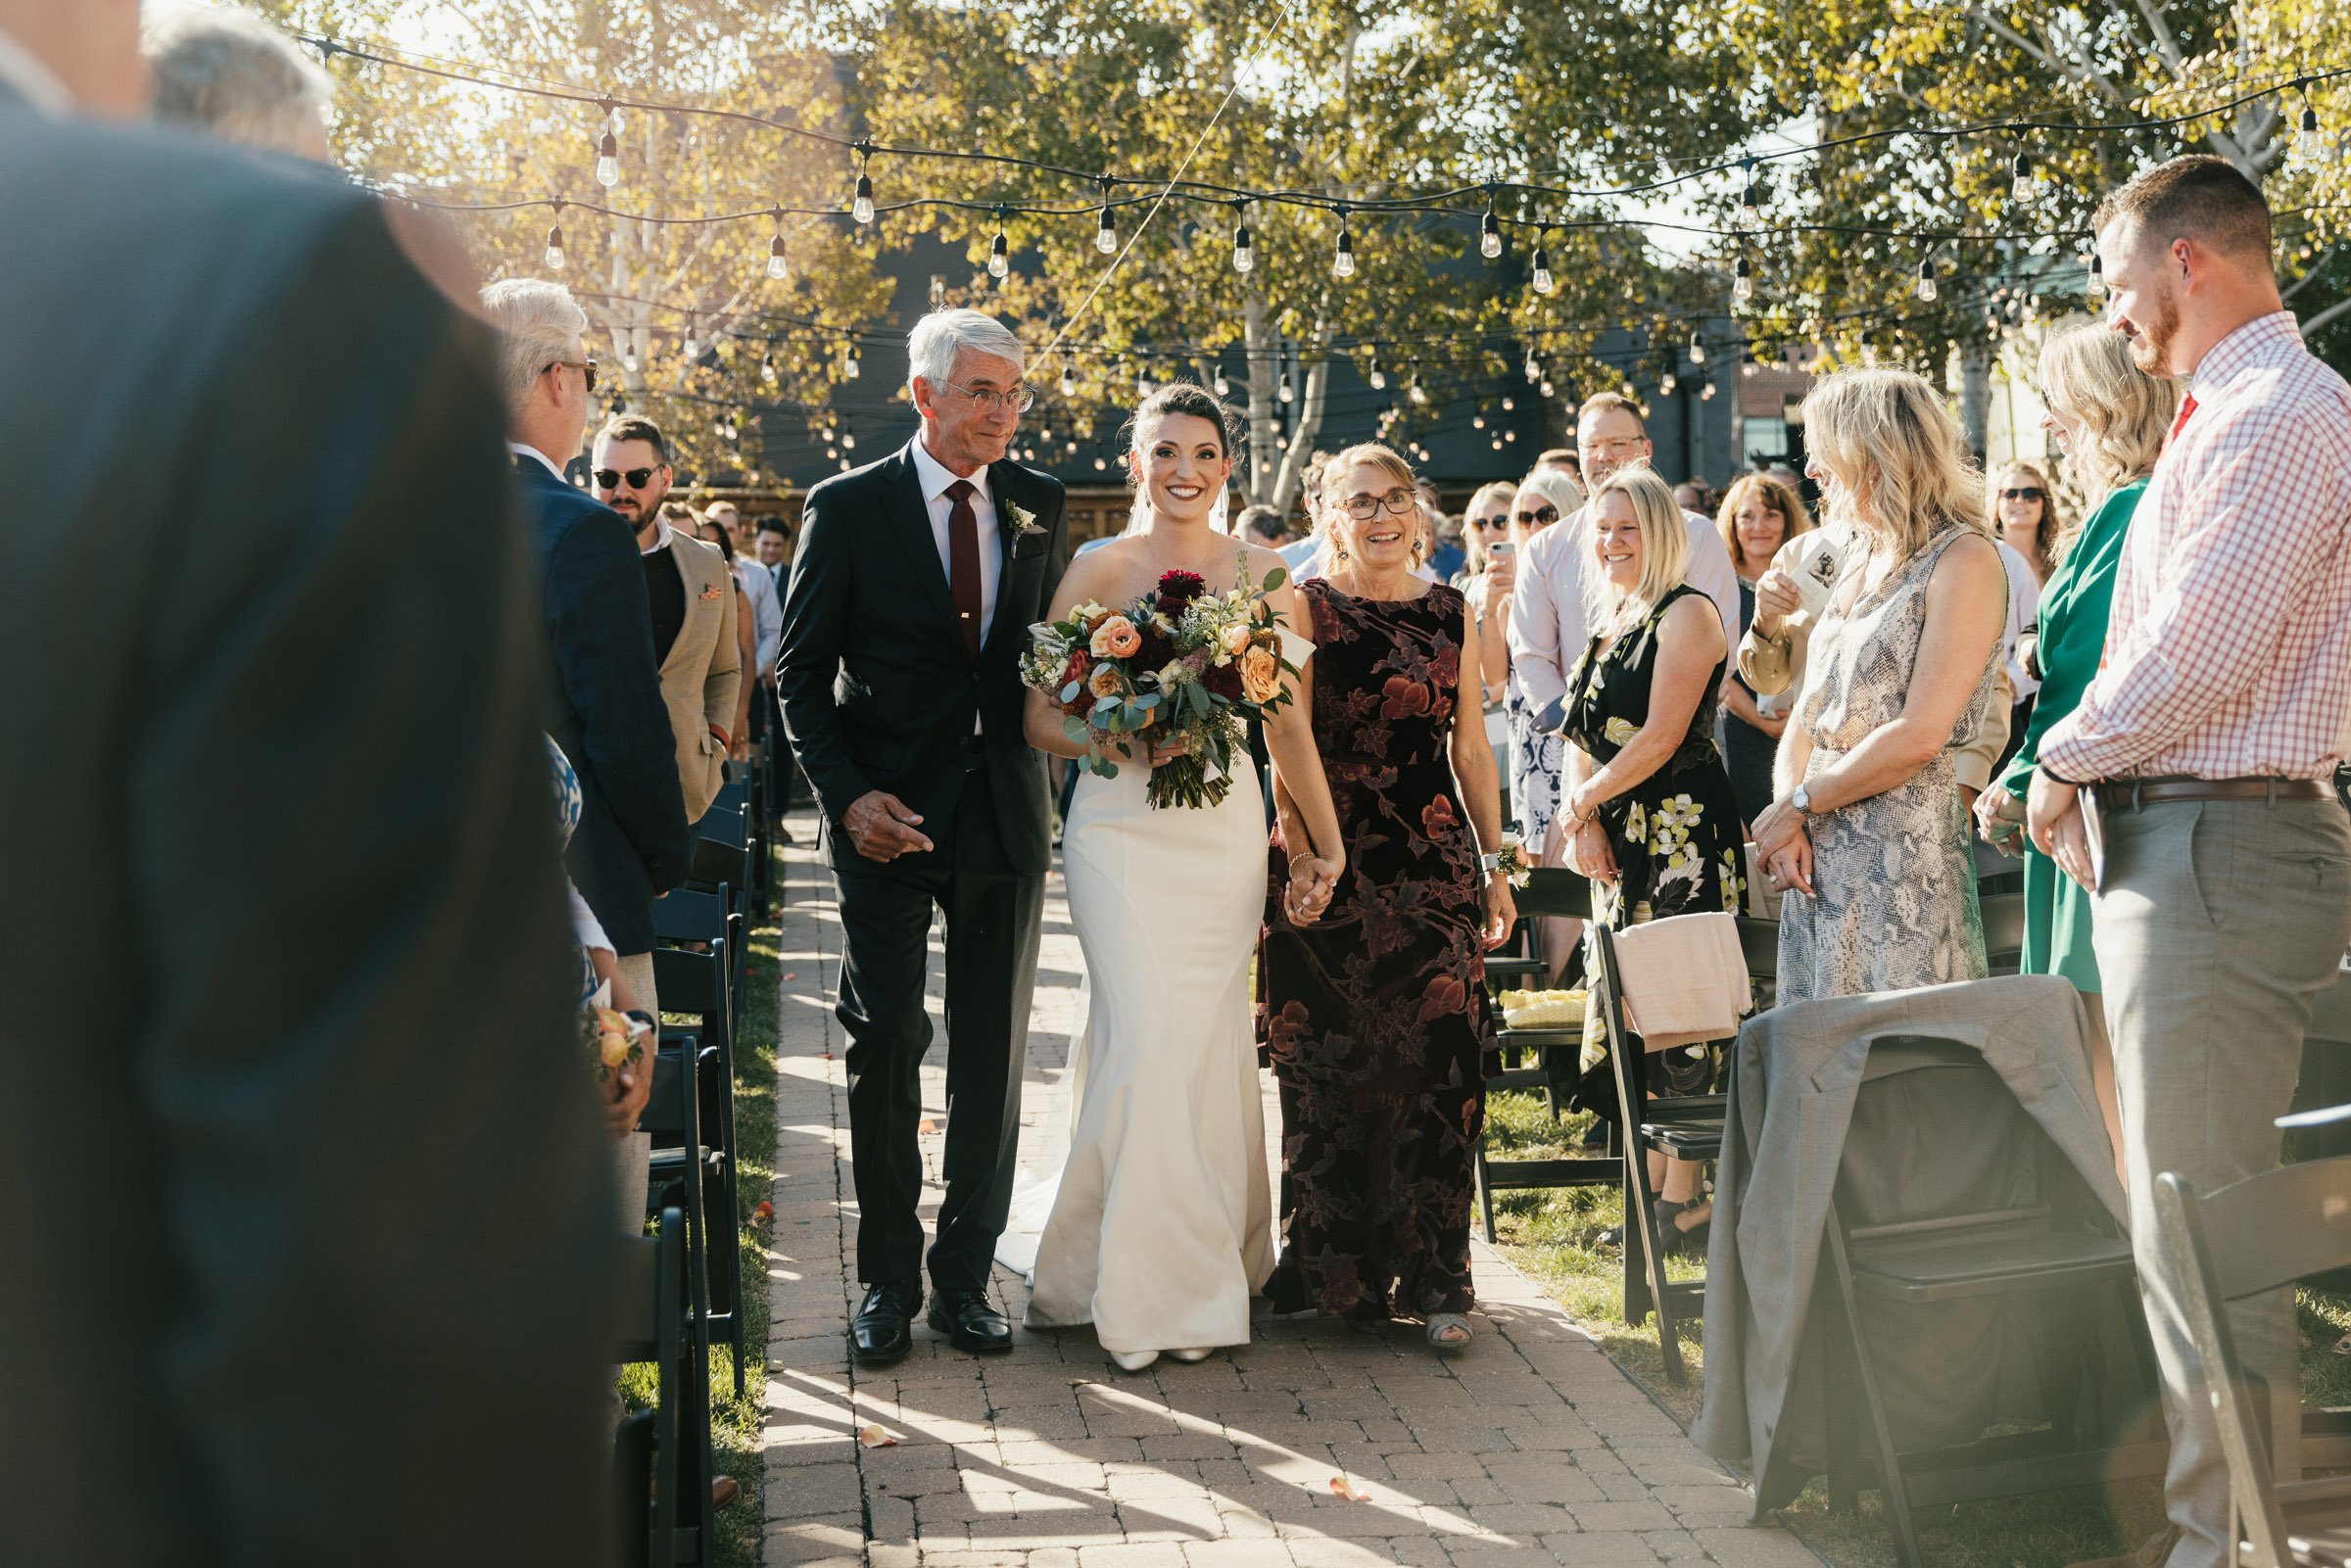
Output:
[
  {"xmin": 1515, "ymin": 504, "xmax": 1559, "ymax": 528},
  {"xmin": 1344, "ymin": 487, "xmax": 1419, "ymax": 520},
  {"xmin": 2000, "ymin": 487, "xmax": 2046, "ymax": 501}
]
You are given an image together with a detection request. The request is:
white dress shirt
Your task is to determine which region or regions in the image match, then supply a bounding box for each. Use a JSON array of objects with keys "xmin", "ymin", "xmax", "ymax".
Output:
[
  {"xmin": 1993, "ymin": 539, "xmax": 2042, "ymax": 704},
  {"xmin": 0, "ymin": 28, "xmax": 72, "ymax": 114},
  {"xmin": 910, "ymin": 435, "xmax": 1002, "ymax": 647},
  {"xmin": 736, "ymin": 556, "xmax": 784, "ymax": 678},
  {"xmin": 1509, "ymin": 504, "xmax": 1742, "ymax": 723},
  {"xmin": 508, "ymin": 441, "xmax": 568, "ymax": 483},
  {"xmin": 638, "ymin": 514, "xmax": 674, "ymax": 556}
]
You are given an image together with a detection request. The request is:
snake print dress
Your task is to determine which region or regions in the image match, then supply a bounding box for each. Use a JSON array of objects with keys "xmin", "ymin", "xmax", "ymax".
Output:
[{"xmin": 1777, "ymin": 526, "xmax": 1999, "ymax": 1002}]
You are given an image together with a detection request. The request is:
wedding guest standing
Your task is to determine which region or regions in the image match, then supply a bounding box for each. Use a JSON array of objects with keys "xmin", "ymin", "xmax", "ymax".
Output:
[
  {"xmin": 1261, "ymin": 443, "xmax": 1515, "ymax": 1353},
  {"xmin": 1557, "ymin": 469, "xmax": 1746, "ymax": 1252},
  {"xmin": 592, "ymin": 418, "xmax": 742, "ymax": 825},
  {"xmin": 1713, "ymin": 473, "xmax": 1812, "ymax": 824},
  {"xmin": 777, "ymin": 309, "xmax": 1069, "ymax": 1366},
  {"xmin": 1493, "ymin": 466, "xmax": 1581, "ymax": 846},
  {"xmin": 3, "ymin": 14, "xmax": 621, "ymax": 1557},
  {"xmin": 2025, "ymin": 158, "xmax": 2351, "ymax": 1568},
  {"xmin": 1977, "ymin": 322, "xmax": 2176, "ymax": 1180},
  {"xmin": 1751, "ymin": 369, "xmax": 2007, "ymax": 1001},
  {"xmin": 144, "ymin": 1, "xmax": 332, "ymax": 159},
  {"xmin": 1991, "ymin": 459, "xmax": 2064, "ymax": 586},
  {"xmin": 695, "ymin": 510, "xmax": 762, "ymax": 763}
]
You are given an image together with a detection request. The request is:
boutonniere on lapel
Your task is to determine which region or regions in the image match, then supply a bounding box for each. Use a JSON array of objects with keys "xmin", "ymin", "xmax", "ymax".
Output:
[
  {"xmin": 698, "ymin": 583, "xmax": 726, "ymax": 600},
  {"xmin": 1005, "ymin": 501, "xmax": 1045, "ymax": 540}
]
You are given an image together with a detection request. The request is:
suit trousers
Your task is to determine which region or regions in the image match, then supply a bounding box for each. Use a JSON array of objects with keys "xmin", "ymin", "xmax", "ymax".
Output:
[
  {"xmin": 832, "ymin": 766, "xmax": 1044, "ymax": 1294},
  {"xmin": 2093, "ymin": 795, "xmax": 2351, "ymax": 1568}
]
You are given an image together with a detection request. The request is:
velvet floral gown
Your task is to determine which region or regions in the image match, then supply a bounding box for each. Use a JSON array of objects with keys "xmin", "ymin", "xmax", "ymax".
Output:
[{"xmin": 1258, "ymin": 580, "xmax": 1494, "ymax": 1320}]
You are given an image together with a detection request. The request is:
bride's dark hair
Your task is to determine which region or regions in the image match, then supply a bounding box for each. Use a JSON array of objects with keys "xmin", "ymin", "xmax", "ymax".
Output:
[{"xmin": 1122, "ymin": 383, "xmax": 1246, "ymax": 497}]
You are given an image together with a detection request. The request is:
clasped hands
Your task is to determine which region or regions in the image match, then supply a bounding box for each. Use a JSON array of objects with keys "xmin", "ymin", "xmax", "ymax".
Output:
[
  {"xmin": 1749, "ymin": 792, "xmax": 1814, "ymax": 897},
  {"xmin": 1283, "ymin": 851, "xmax": 1344, "ymax": 924},
  {"xmin": 1557, "ymin": 783, "xmax": 1617, "ymax": 883},
  {"xmin": 2024, "ymin": 769, "xmax": 2099, "ymax": 891}
]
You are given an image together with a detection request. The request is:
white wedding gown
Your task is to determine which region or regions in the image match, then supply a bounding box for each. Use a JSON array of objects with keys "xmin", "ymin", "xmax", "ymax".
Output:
[{"xmin": 999, "ymin": 753, "xmax": 1275, "ymax": 1355}]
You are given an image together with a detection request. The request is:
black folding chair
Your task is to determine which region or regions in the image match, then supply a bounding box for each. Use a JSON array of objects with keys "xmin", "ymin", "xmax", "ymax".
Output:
[
  {"xmin": 1586, "ymin": 921, "xmax": 1728, "ymax": 1385},
  {"xmin": 2157, "ymin": 1157, "xmax": 2351, "ymax": 1568},
  {"xmin": 1474, "ymin": 869, "xmax": 1618, "ymax": 1243},
  {"xmin": 1812, "ymin": 1032, "xmax": 2165, "ymax": 1568},
  {"xmin": 640, "ymin": 1041, "xmax": 717, "ymax": 1439},
  {"xmin": 652, "ymin": 933, "xmax": 744, "ymax": 1400},
  {"xmin": 615, "ymin": 1206, "xmax": 716, "ymax": 1568},
  {"xmin": 1980, "ymin": 889, "xmax": 2028, "ymax": 976}
]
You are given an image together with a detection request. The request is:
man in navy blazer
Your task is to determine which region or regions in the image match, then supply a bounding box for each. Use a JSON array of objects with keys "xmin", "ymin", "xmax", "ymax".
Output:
[{"xmin": 484, "ymin": 280, "xmax": 691, "ymax": 1011}]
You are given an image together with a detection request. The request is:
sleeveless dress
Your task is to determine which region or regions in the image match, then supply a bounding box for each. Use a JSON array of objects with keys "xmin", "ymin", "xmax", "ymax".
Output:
[
  {"xmin": 1778, "ymin": 526, "xmax": 2000, "ymax": 1002},
  {"xmin": 1017, "ymin": 706, "xmax": 1276, "ymax": 1354},
  {"xmin": 1258, "ymin": 581, "xmax": 1493, "ymax": 1320},
  {"xmin": 1561, "ymin": 584, "xmax": 1747, "ymax": 1104}
]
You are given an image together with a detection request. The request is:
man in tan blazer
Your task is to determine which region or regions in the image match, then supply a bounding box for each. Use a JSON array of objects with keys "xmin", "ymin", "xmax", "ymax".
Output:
[{"xmin": 593, "ymin": 416, "xmax": 742, "ymax": 824}]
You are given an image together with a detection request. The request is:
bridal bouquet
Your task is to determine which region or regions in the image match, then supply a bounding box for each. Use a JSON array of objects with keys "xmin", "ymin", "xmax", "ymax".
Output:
[{"xmin": 1023, "ymin": 557, "xmax": 1298, "ymax": 810}]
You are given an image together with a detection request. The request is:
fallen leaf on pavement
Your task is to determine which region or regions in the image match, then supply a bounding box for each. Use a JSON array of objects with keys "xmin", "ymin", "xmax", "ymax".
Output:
[
  {"xmin": 857, "ymin": 1424, "xmax": 899, "ymax": 1449},
  {"xmin": 1328, "ymin": 1477, "xmax": 1370, "ymax": 1502}
]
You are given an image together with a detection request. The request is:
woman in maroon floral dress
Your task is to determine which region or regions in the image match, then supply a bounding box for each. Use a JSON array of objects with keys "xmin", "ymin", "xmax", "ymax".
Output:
[{"xmin": 1260, "ymin": 444, "xmax": 1517, "ymax": 1352}]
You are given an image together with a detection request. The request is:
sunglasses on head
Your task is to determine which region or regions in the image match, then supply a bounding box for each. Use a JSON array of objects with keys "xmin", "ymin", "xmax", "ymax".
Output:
[
  {"xmin": 1515, "ymin": 504, "xmax": 1559, "ymax": 528},
  {"xmin": 2000, "ymin": 487, "xmax": 2046, "ymax": 500},
  {"xmin": 595, "ymin": 467, "xmax": 659, "ymax": 491}
]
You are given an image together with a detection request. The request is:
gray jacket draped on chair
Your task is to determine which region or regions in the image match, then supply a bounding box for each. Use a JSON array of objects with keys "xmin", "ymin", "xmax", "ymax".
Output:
[{"xmin": 1690, "ymin": 975, "xmax": 2134, "ymax": 1509}]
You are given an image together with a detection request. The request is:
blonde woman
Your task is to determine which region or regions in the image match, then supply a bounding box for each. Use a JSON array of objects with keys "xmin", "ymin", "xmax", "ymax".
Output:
[
  {"xmin": 1991, "ymin": 459, "xmax": 2065, "ymax": 585},
  {"xmin": 1750, "ymin": 369, "xmax": 2008, "ymax": 1002},
  {"xmin": 1978, "ymin": 324, "xmax": 2177, "ymax": 1174},
  {"xmin": 1558, "ymin": 467, "xmax": 1743, "ymax": 1254},
  {"xmin": 1713, "ymin": 474, "xmax": 1813, "ymax": 823}
]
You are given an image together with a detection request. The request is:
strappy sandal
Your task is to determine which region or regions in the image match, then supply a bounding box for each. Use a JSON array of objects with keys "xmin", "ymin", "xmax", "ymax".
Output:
[{"xmin": 1425, "ymin": 1313, "xmax": 1473, "ymax": 1351}]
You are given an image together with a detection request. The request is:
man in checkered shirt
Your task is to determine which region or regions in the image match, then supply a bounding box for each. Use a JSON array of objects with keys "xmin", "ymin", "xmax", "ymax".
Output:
[{"xmin": 2027, "ymin": 157, "xmax": 2351, "ymax": 1568}]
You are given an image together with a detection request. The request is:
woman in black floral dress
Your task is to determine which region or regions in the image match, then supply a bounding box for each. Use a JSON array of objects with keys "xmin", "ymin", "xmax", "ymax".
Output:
[
  {"xmin": 1260, "ymin": 445, "xmax": 1517, "ymax": 1353},
  {"xmin": 1558, "ymin": 468, "xmax": 1745, "ymax": 1253}
]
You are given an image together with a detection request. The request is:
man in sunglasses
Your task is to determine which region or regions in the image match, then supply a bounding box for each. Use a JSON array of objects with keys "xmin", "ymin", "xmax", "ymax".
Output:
[{"xmin": 593, "ymin": 415, "xmax": 742, "ymax": 827}]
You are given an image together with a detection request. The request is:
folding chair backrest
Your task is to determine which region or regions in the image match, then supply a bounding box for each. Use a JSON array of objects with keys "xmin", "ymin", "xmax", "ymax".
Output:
[
  {"xmin": 2151, "ymin": 1166, "xmax": 2351, "ymax": 1568},
  {"xmin": 1589, "ymin": 926, "xmax": 1646, "ymax": 1120},
  {"xmin": 1979, "ymin": 891, "xmax": 2027, "ymax": 973},
  {"xmin": 652, "ymin": 945, "xmax": 728, "ymax": 1022},
  {"xmin": 1516, "ymin": 867, "xmax": 1593, "ymax": 922},
  {"xmin": 653, "ymin": 889, "xmax": 730, "ymax": 945}
]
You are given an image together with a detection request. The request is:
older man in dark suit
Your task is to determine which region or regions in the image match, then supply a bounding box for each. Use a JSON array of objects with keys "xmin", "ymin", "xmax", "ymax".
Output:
[
  {"xmin": 0, "ymin": 6, "xmax": 619, "ymax": 1564},
  {"xmin": 778, "ymin": 309, "xmax": 1069, "ymax": 1365}
]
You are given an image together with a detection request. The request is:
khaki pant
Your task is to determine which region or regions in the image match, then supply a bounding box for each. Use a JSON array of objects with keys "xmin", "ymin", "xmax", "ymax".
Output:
[{"xmin": 2094, "ymin": 796, "xmax": 2351, "ymax": 1568}]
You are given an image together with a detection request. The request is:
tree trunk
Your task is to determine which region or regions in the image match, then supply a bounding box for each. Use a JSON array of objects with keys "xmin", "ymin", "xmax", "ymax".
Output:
[
  {"xmin": 1956, "ymin": 337, "xmax": 1993, "ymax": 462},
  {"xmin": 1243, "ymin": 295, "xmax": 1276, "ymax": 508}
]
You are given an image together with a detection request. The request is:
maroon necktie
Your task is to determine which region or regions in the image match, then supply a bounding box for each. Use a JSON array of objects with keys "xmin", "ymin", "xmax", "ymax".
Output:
[{"xmin": 946, "ymin": 478, "xmax": 983, "ymax": 660}]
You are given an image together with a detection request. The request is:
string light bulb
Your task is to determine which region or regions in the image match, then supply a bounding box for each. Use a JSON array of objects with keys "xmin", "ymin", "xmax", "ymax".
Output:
[
  {"xmin": 1058, "ymin": 364, "xmax": 1077, "ymax": 398},
  {"xmin": 1732, "ymin": 253, "xmax": 1752, "ymax": 305},
  {"xmin": 544, "ymin": 222, "xmax": 566, "ymax": 272},
  {"xmin": 1096, "ymin": 179, "xmax": 1119, "ymax": 255},
  {"xmin": 1332, "ymin": 214, "xmax": 1356, "ymax": 280},
  {"xmin": 1368, "ymin": 361, "xmax": 1386, "ymax": 391},
  {"xmin": 2009, "ymin": 150, "xmax": 2034, "ymax": 204},
  {"xmin": 1408, "ymin": 373, "xmax": 1429, "ymax": 406},
  {"xmin": 1532, "ymin": 240, "xmax": 1554, "ymax": 296},
  {"xmin": 1480, "ymin": 197, "xmax": 1503, "ymax": 260},
  {"xmin": 760, "ymin": 352, "xmax": 777, "ymax": 385},
  {"xmin": 1659, "ymin": 368, "xmax": 1678, "ymax": 396},
  {"xmin": 843, "ymin": 342, "xmax": 861, "ymax": 380},
  {"xmin": 1524, "ymin": 348, "xmax": 1542, "ymax": 384},
  {"xmin": 1738, "ymin": 162, "xmax": 1761, "ymax": 228},
  {"xmin": 2298, "ymin": 98, "xmax": 2323, "ymax": 160},
  {"xmin": 1916, "ymin": 258, "xmax": 1939, "ymax": 303},
  {"xmin": 682, "ymin": 318, "xmax": 699, "ymax": 360},
  {"xmin": 767, "ymin": 231, "xmax": 790, "ymax": 281},
  {"xmin": 1689, "ymin": 331, "xmax": 1707, "ymax": 366},
  {"xmin": 988, "ymin": 219, "xmax": 1009, "ymax": 280},
  {"xmin": 1231, "ymin": 204, "xmax": 1254, "ymax": 274},
  {"xmin": 1278, "ymin": 378, "xmax": 1295, "ymax": 404},
  {"xmin": 2088, "ymin": 253, "xmax": 2106, "ymax": 296},
  {"xmin": 851, "ymin": 171, "xmax": 875, "ymax": 226},
  {"xmin": 1701, "ymin": 381, "xmax": 1717, "ymax": 401},
  {"xmin": 1214, "ymin": 370, "xmax": 1231, "ymax": 396},
  {"xmin": 596, "ymin": 130, "xmax": 619, "ymax": 189}
]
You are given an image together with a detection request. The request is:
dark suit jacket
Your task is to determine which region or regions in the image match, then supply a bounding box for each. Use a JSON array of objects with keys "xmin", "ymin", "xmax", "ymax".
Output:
[
  {"xmin": 0, "ymin": 95, "xmax": 618, "ymax": 1566},
  {"xmin": 777, "ymin": 439, "xmax": 1069, "ymax": 874},
  {"xmin": 517, "ymin": 456, "xmax": 693, "ymax": 953}
]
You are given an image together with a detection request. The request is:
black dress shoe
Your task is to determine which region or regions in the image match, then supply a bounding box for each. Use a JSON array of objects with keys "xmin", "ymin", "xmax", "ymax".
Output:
[
  {"xmin": 927, "ymin": 1289, "xmax": 1015, "ymax": 1354},
  {"xmin": 850, "ymin": 1284, "xmax": 921, "ymax": 1365}
]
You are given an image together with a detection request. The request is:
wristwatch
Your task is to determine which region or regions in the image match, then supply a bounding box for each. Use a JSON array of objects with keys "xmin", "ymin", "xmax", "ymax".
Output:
[{"xmin": 1791, "ymin": 784, "xmax": 1814, "ymax": 816}]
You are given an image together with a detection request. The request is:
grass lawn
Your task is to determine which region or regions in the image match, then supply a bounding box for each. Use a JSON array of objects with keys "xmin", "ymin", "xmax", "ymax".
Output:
[
  {"xmin": 620, "ymin": 842, "xmax": 784, "ymax": 1568},
  {"xmin": 1482, "ymin": 1087, "xmax": 2351, "ymax": 1568}
]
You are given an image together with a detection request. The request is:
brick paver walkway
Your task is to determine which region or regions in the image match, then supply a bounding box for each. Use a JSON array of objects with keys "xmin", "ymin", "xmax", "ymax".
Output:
[{"xmin": 761, "ymin": 819, "xmax": 1813, "ymax": 1568}]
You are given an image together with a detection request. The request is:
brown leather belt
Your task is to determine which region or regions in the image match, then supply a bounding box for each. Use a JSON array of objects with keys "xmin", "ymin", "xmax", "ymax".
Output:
[{"xmin": 2093, "ymin": 776, "xmax": 2331, "ymax": 811}]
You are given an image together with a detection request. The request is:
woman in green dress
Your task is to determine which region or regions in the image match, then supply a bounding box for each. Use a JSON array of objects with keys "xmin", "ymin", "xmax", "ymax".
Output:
[{"xmin": 1977, "ymin": 322, "xmax": 2179, "ymax": 1179}]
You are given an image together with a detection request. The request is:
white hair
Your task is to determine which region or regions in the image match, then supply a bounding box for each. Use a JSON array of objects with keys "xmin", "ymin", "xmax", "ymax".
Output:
[
  {"xmin": 144, "ymin": 4, "xmax": 335, "ymax": 159},
  {"xmin": 905, "ymin": 309, "xmax": 1025, "ymax": 391},
  {"xmin": 479, "ymin": 279, "xmax": 590, "ymax": 405}
]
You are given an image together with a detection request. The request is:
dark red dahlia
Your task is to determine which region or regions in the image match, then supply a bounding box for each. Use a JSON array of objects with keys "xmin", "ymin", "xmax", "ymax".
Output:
[
  {"xmin": 1155, "ymin": 569, "xmax": 1207, "ymax": 609},
  {"xmin": 1134, "ymin": 626, "xmax": 1177, "ymax": 670},
  {"xmin": 1204, "ymin": 661, "xmax": 1244, "ymax": 701}
]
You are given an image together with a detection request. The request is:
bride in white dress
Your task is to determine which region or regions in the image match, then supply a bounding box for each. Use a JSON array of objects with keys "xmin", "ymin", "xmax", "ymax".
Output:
[{"xmin": 1011, "ymin": 385, "xmax": 1348, "ymax": 1372}]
